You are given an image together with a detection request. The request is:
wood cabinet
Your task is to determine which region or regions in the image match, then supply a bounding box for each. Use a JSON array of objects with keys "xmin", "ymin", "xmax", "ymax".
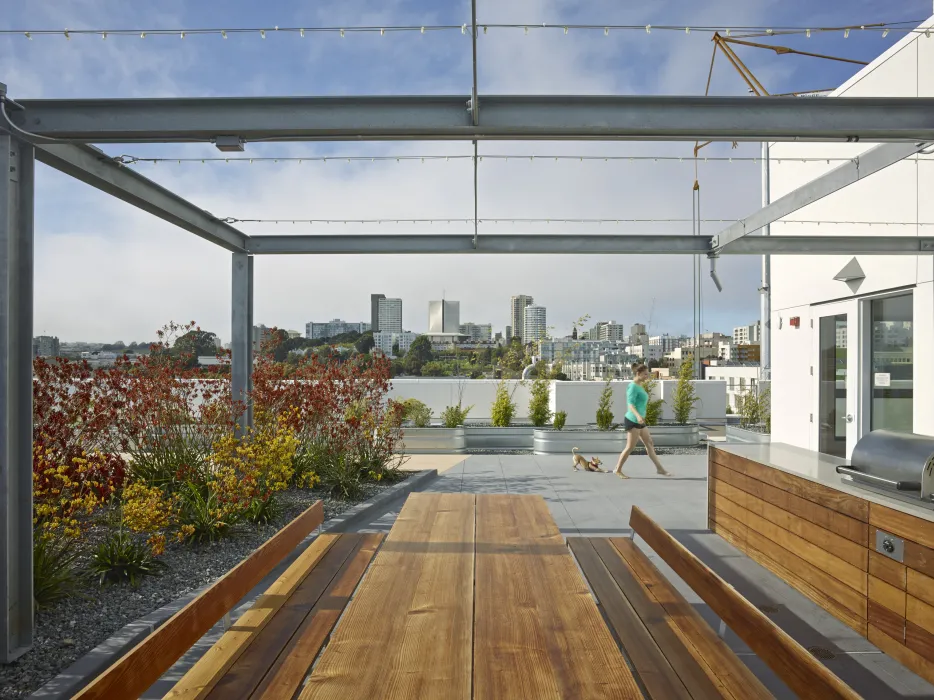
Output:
[{"xmin": 708, "ymin": 446, "xmax": 934, "ymax": 685}]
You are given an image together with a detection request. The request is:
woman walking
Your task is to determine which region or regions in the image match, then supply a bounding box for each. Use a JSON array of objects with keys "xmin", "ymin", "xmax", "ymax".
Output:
[{"xmin": 614, "ymin": 364, "xmax": 671, "ymax": 479}]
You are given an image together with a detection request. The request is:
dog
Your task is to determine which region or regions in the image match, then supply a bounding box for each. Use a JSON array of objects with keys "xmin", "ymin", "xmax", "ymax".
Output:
[{"xmin": 572, "ymin": 447, "xmax": 606, "ymax": 473}]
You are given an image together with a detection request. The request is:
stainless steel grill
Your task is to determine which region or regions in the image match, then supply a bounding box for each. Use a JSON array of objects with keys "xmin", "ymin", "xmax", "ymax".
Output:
[{"xmin": 836, "ymin": 430, "xmax": 934, "ymax": 505}]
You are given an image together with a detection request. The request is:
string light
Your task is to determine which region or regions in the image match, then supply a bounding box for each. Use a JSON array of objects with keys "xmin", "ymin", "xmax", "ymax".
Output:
[
  {"xmin": 844, "ymin": 28, "xmax": 850, "ymax": 38},
  {"xmin": 260, "ymin": 29, "xmax": 266, "ymax": 39},
  {"xmin": 340, "ymin": 28, "xmax": 345, "ymax": 38},
  {"xmin": 180, "ymin": 31, "xmax": 185, "ymax": 39},
  {"xmin": 3, "ymin": 20, "xmax": 928, "ymax": 41},
  {"xmin": 219, "ymin": 216, "xmax": 934, "ymax": 227}
]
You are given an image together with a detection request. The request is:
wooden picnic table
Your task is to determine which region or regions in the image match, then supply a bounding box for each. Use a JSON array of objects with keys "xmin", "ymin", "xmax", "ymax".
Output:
[{"xmin": 169, "ymin": 492, "xmax": 642, "ymax": 699}]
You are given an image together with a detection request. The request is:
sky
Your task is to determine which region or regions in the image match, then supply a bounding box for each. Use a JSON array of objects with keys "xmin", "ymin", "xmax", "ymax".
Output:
[{"xmin": 2, "ymin": 0, "xmax": 932, "ymax": 344}]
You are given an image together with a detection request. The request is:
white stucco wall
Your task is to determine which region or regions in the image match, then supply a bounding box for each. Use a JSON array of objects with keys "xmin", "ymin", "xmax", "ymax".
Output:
[{"xmin": 769, "ymin": 18, "xmax": 934, "ymax": 446}]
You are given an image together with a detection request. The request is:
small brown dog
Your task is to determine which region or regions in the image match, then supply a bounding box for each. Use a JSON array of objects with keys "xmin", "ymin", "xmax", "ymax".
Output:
[{"xmin": 572, "ymin": 447, "xmax": 606, "ymax": 473}]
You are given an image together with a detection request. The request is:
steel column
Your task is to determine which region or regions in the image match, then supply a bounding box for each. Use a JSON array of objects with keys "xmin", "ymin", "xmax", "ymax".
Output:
[
  {"xmin": 231, "ymin": 254, "xmax": 253, "ymax": 434},
  {"xmin": 245, "ymin": 234, "xmax": 934, "ymax": 256},
  {"xmin": 0, "ymin": 134, "xmax": 34, "ymax": 663},
  {"xmin": 760, "ymin": 142, "xmax": 771, "ymax": 381},
  {"xmin": 11, "ymin": 95, "xmax": 934, "ymax": 143},
  {"xmin": 712, "ymin": 141, "xmax": 932, "ymax": 251}
]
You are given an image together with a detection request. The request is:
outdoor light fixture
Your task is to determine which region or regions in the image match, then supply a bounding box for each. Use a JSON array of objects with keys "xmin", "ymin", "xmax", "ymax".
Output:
[{"xmin": 214, "ymin": 135, "xmax": 245, "ymax": 152}]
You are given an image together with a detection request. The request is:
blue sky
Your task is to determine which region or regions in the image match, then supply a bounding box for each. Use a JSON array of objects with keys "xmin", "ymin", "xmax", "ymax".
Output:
[{"xmin": 2, "ymin": 0, "xmax": 931, "ymax": 343}]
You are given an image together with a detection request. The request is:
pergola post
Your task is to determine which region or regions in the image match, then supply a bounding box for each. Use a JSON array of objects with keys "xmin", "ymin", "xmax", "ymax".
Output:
[
  {"xmin": 0, "ymin": 133, "xmax": 35, "ymax": 663},
  {"xmin": 231, "ymin": 253, "xmax": 254, "ymax": 434}
]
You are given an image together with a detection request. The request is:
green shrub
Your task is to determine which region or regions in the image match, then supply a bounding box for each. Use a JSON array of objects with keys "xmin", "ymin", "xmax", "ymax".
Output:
[
  {"xmin": 739, "ymin": 385, "xmax": 771, "ymax": 433},
  {"xmin": 90, "ymin": 531, "xmax": 167, "ymax": 587},
  {"xmin": 317, "ymin": 451, "xmax": 365, "ymax": 500},
  {"xmin": 595, "ymin": 380, "xmax": 614, "ymax": 431},
  {"xmin": 671, "ymin": 361, "xmax": 700, "ymax": 424},
  {"xmin": 553, "ymin": 411, "xmax": 567, "ymax": 431},
  {"xmin": 725, "ymin": 404, "xmax": 733, "ymax": 415},
  {"xmin": 643, "ymin": 377, "xmax": 664, "ymax": 427},
  {"xmin": 401, "ymin": 398, "xmax": 432, "ymax": 427},
  {"xmin": 245, "ymin": 493, "xmax": 283, "ymax": 525},
  {"xmin": 490, "ymin": 381, "xmax": 517, "ymax": 427},
  {"xmin": 440, "ymin": 403, "xmax": 472, "ymax": 428},
  {"xmin": 33, "ymin": 535, "xmax": 80, "ymax": 609},
  {"xmin": 176, "ymin": 482, "xmax": 240, "ymax": 543},
  {"xmin": 528, "ymin": 374, "xmax": 552, "ymax": 427}
]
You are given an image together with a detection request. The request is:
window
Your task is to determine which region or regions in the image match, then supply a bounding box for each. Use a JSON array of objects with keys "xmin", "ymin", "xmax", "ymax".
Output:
[
  {"xmin": 870, "ymin": 294, "xmax": 912, "ymax": 433},
  {"xmin": 739, "ymin": 378, "xmax": 746, "ymax": 389}
]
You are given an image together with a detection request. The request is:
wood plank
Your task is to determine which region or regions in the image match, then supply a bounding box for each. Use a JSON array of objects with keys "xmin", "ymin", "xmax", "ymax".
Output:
[
  {"xmin": 710, "ymin": 449, "xmax": 869, "ymax": 522},
  {"xmin": 744, "ymin": 527, "xmax": 866, "ymax": 623},
  {"xmin": 869, "ymin": 624, "xmax": 934, "ymax": 686},
  {"xmin": 300, "ymin": 493, "xmax": 475, "ymax": 700},
  {"xmin": 868, "ymin": 551, "xmax": 906, "ymax": 591},
  {"xmin": 906, "ymin": 621, "xmax": 934, "ymax": 665},
  {"xmin": 711, "ymin": 461, "xmax": 867, "ymax": 545},
  {"xmin": 743, "ymin": 532, "xmax": 867, "ymax": 636},
  {"xmin": 741, "ymin": 502, "xmax": 867, "ymax": 595},
  {"xmin": 610, "ymin": 538, "xmax": 774, "ymax": 700},
  {"xmin": 205, "ymin": 533, "xmax": 365, "ymax": 700},
  {"xmin": 567, "ymin": 538, "xmax": 693, "ymax": 700},
  {"xmin": 709, "ymin": 506, "xmax": 747, "ymax": 553},
  {"xmin": 251, "ymin": 534, "xmax": 383, "ymax": 699},
  {"xmin": 907, "ymin": 595, "xmax": 934, "ymax": 637},
  {"xmin": 474, "ymin": 495, "xmax": 641, "ymax": 700},
  {"xmin": 868, "ymin": 601, "xmax": 905, "ymax": 643},
  {"xmin": 165, "ymin": 532, "xmax": 340, "ymax": 700},
  {"xmin": 630, "ymin": 506, "xmax": 861, "ymax": 700},
  {"xmin": 869, "ymin": 575, "xmax": 906, "ymax": 617},
  {"xmin": 870, "ymin": 503, "xmax": 934, "ymax": 551},
  {"xmin": 74, "ymin": 500, "xmax": 324, "ymax": 700},
  {"xmin": 908, "ymin": 568, "xmax": 934, "ymax": 608},
  {"xmin": 710, "ymin": 476, "xmax": 749, "ymax": 509},
  {"xmin": 904, "ymin": 539, "xmax": 934, "ymax": 579}
]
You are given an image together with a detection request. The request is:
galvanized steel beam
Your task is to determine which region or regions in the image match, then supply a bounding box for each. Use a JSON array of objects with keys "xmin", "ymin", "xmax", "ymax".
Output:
[
  {"xmin": 33, "ymin": 144, "xmax": 248, "ymax": 252},
  {"xmin": 712, "ymin": 141, "xmax": 933, "ymax": 252},
  {"xmin": 11, "ymin": 95, "xmax": 934, "ymax": 143},
  {"xmin": 231, "ymin": 254, "xmax": 253, "ymax": 434}
]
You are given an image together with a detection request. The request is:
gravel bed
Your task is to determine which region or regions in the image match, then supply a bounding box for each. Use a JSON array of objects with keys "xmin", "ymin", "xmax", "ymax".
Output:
[
  {"xmin": 0, "ymin": 478, "xmax": 407, "ymax": 700},
  {"xmin": 465, "ymin": 449, "xmax": 533, "ymax": 455},
  {"xmin": 465, "ymin": 447, "xmax": 707, "ymax": 456}
]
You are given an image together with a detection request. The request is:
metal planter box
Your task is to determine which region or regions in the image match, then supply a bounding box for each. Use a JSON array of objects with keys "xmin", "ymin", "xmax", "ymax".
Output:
[
  {"xmin": 647, "ymin": 424, "xmax": 701, "ymax": 447},
  {"xmin": 400, "ymin": 427, "xmax": 466, "ymax": 454},
  {"xmin": 463, "ymin": 426, "xmax": 534, "ymax": 450},
  {"xmin": 533, "ymin": 429, "xmax": 626, "ymax": 455},
  {"xmin": 725, "ymin": 425, "xmax": 771, "ymax": 444}
]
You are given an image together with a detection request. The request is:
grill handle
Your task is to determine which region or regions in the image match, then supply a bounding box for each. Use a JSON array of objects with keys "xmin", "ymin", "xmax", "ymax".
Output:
[{"xmin": 836, "ymin": 466, "xmax": 922, "ymax": 492}]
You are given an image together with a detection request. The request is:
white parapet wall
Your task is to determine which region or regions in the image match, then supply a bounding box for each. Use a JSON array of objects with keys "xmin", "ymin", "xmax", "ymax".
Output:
[{"xmin": 389, "ymin": 378, "xmax": 726, "ymax": 426}]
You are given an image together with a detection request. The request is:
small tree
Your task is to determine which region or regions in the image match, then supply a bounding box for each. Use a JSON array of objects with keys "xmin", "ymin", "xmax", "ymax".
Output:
[
  {"xmin": 643, "ymin": 376, "xmax": 664, "ymax": 426},
  {"xmin": 528, "ymin": 370, "xmax": 552, "ymax": 428},
  {"xmin": 595, "ymin": 380, "xmax": 614, "ymax": 431},
  {"xmin": 671, "ymin": 360, "xmax": 700, "ymax": 424},
  {"xmin": 490, "ymin": 380, "xmax": 517, "ymax": 427},
  {"xmin": 553, "ymin": 411, "xmax": 567, "ymax": 430},
  {"xmin": 440, "ymin": 404, "xmax": 472, "ymax": 428}
]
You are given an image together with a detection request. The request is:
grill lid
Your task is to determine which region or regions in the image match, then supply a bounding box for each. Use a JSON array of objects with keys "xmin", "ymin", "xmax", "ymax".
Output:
[{"xmin": 844, "ymin": 430, "xmax": 934, "ymax": 494}]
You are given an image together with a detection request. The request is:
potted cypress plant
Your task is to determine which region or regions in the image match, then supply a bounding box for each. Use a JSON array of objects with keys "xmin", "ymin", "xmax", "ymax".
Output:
[
  {"xmin": 646, "ymin": 362, "xmax": 701, "ymax": 447},
  {"xmin": 398, "ymin": 397, "xmax": 467, "ymax": 453},
  {"xmin": 464, "ymin": 379, "xmax": 534, "ymax": 449},
  {"xmin": 726, "ymin": 384, "xmax": 771, "ymax": 443},
  {"xmin": 534, "ymin": 378, "xmax": 625, "ymax": 455}
]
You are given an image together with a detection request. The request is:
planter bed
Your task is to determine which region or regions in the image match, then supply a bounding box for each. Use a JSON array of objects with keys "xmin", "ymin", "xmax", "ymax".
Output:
[
  {"xmin": 400, "ymin": 426, "xmax": 466, "ymax": 454},
  {"xmin": 463, "ymin": 426, "xmax": 534, "ymax": 450},
  {"xmin": 0, "ymin": 478, "xmax": 407, "ymax": 700},
  {"xmin": 533, "ymin": 429, "xmax": 626, "ymax": 455},
  {"xmin": 725, "ymin": 424, "xmax": 771, "ymax": 444}
]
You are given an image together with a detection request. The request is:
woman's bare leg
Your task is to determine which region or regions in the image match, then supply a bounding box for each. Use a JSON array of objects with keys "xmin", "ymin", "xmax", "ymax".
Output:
[
  {"xmin": 639, "ymin": 429, "xmax": 670, "ymax": 476},
  {"xmin": 614, "ymin": 429, "xmax": 639, "ymax": 478}
]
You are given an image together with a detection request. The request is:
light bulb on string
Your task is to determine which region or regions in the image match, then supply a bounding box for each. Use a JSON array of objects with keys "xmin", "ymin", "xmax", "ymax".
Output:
[
  {"xmin": 725, "ymin": 28, "xmax": 731, "ymax": 37},
  {"xmin": 221, "ymin": 30, "xmax": 227, "ymax": 39},
  {"xmin": 260, "ymin": 29, "xmax": 266, "ymax": 39},
  {"xmin": 420, "ymin": 26, "xmax": 425, "ymax": 34},
  {"xmin": 483, "ymin": 26, "xmax": 487, "ymax": 34},
  {"xmin": 380, "ymin": 28, "xmax": 384, "ymax": 36},
  {"xmin": 64, "ymin": 29, "xmax": 70, "ymax": 40},
  {"xmin": 604, "ymin": 27, "xmax": 609, "ymax": 36},
  {"xmin": 24, "ymin": 32, "xmax": 31, "ymax": 39},
  {"xmin": 461, "ymin": 24, "xmax": 466, "ymax": 34},
  {"xmin": 140, "ymin": 32, "xmax": 146, "ymax": 39},
  {"xmin": 102, "ymin": 32, "xmax": 107, "ymax": 39},
  {"xmin": 180, "ymin": 32, "xmax": 185, "ymax": 39},
  {"xmin": 685, "ymin": 27, "xmax": 690, "ymax": 34},
  {"xmin": 766, "ymin": 29, "xmax": 773, "ymax": 35},
  {"xmin": 882, "ymin": 28, "xmax": 889, "ymax": 37},
  {"xmin": 524, "ymin": 27, "xmax": 528, "ymax": 35},
  {"xmin": 645, "ymin": 25, "xmax": 651, "ymax": 34},
  {"xmin": 806, "ymin": 28, "xmax": 810, "ymax": 38},
  {"xmin": 340, "ymin": 29, "xmax": 345, "ymax": 38},
  {"xmin": 300, "ymin": 28, "xmax": 304, "ymax": 37},
  {"xmin": 844, "ymin": 28, "xmax": 850, "ymax": 38},
  {"xmin": 564, "ymin": 26, "xmax": 568, "ymax": 35}
]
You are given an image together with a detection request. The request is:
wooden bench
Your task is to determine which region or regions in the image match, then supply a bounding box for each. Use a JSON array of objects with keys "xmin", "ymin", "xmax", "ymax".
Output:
[
  {"xmin": 73, "ymin": 500, "xmax": 327, "ymax": 700},
  {"xmin": 570, "ymin": 506, "xmax": 862, "ymax": 700}
]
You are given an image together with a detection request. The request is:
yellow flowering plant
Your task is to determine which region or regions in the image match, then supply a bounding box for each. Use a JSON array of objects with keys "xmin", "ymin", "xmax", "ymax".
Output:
[{"xmin": 33, "ymin": 446, "xmax": 106, "ymax": 540}]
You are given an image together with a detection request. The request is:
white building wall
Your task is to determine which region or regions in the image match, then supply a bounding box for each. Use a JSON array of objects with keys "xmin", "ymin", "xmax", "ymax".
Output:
[{"xmin": 770, "ymin": 18, "xmax": 934, "ymax": 445}]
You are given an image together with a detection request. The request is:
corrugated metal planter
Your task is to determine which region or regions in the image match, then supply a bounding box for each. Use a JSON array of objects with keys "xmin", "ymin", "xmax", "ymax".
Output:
[
  {"xmin": 463, "ymin": 426, "xmax": 534, "ymax": 450},
  {"xmin": 533, "ymin": 429, "xmax": 626, "ymax": 455},
  {"xmin": 725, "ymin": 425, "xmax": 771, "ymax": 444},
  {"xmin": 647, "ymin": 424, "xmax": 701, "ymax": 447},
  {"xmin": 400, "ymin": 427, "xmax": 466, "ymax": 454}
]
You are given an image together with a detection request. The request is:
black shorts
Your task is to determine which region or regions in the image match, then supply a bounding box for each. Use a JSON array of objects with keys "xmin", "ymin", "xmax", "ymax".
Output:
[{"xmin": 623, "ymin": 417, "xmax": 645, "ymax": 431}]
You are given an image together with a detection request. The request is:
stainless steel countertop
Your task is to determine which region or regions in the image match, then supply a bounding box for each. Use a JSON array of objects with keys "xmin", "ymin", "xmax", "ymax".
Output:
[{"xmin": 712, "ymin": 442, "xmax": 934, "ymax": 524}]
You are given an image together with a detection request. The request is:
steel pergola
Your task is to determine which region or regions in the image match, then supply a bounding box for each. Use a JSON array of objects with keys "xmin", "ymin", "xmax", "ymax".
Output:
[{"xmin": 3, "ymin": 53, "xmax": 934, "ymax": 663}]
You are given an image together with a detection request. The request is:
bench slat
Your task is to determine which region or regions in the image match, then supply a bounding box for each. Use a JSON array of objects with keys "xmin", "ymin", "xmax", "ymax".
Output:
[
  {"xmin": 609, "ymin": 538, "xmax": 773, "ymax": 700},
  {"xmin": 75, "ymin": 500, "xmax": 324, "ymax": 700},
  {"xmin": 300, "ymin": 493, "xmax": 476, "ymax": 699},
  {"xmin": 474, "ymin": 495, "xmax": 642, "ymax": 700},
  {"xmin": 630, "ymin": 506, "xmax": 862, "ymax": 700},
  {"xmin": 165, "ymin": 531, "xmax": 341, "ymax": 700},
  {"xmin": 204, "ymin": 533, "xmax": 367, "ymax": 699},
  {"xmin": 568, "ymin": 538, "xmax": 694, "ymax": 699}
]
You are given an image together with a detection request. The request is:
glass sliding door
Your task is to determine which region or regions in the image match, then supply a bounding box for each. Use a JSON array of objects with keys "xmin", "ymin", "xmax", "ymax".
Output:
[
  {"xmin": 818, "ymin": 313, "xmax": 849, "ymax": 457},
  {"xmin": 870, "ymin": 293, "xmax": 913, "ymax": 433}
]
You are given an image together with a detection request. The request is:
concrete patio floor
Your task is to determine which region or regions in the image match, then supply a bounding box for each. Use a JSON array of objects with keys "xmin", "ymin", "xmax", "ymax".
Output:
[{"xmin": 353, "ymin": 453, "xmax": 934, "ymax": 699}]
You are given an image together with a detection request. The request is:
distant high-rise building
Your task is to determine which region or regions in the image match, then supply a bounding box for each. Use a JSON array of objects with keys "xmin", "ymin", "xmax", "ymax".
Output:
[
  {"xmin": 733, "ymin": 322, "xmax": 761, "ymax": 346},
  {"xmin": 305, "ymin": 319, "xmax": 371, "ymax": 340},
  {"xmin": 428, "ymin": 300, "xmax": 461, "ymax": 334},
  {"xmin": 590, "ymin": 321, "xmax": 626, "ymax": 342},
  {"xmin": 524, "ymin": 305, "xmax": 548, "ymax": 344},
  {"xmin": 459, "ymin": 322, "xmax": 493, "ymax": 341},
  {"xmin": 510, "ymin": 295, "xmax": 534, "ymax": 341},
  {"xmin": 32, "ymin": 335, "xmax": 61, "ymax": 358},
  {"xmin": 630, "ymin": 323, "xmax": 648, "ymax": 343},
  {"xmin": 378, "ymin": 298, "xmax": 403, "ymax": 334},
  {"xmin": 371, "ymin": 293, "xmax": 386, "ymax": 333},
  {"xmin": 505, "ymin": 326, "xmax": 513, "ymax": 341},
  {"xmin": 253, "ymin": 324, "xmax": 273, "ymax": 351},
  {"xmin": 649, "ymin": 334, "xmax": 683, "ymax": 353}
]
